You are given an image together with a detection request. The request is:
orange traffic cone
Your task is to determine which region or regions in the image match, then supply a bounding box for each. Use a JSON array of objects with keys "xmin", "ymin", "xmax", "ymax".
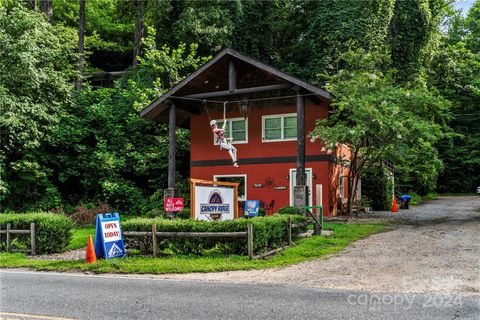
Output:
[
  {"xmin": 85, "ymin": 234, "xmax": 97, "ymax": 264},
  {"xmin": 391, "ymin": 197, "xmax": 398, "ymax": 213}
]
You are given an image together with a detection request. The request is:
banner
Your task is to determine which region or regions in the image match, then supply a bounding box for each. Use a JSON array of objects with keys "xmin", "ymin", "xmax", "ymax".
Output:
[
  {"xmin": 94, "ymin": 213, "xmax": 126, "ymax": 259},
  {"xmin": 194, "ymin": 185, "xmax": 235, "ymax": 221}
]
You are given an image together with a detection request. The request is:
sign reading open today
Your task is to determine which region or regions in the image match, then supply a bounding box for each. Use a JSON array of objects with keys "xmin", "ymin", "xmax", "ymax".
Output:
[{"xmin": 94, "ymin": 213, "xmax": 126, "ymax": 259}]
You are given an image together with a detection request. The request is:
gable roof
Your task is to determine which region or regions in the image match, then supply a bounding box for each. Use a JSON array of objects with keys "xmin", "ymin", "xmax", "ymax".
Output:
[{"xmin": 140, "ymin": 47, "xmax": 333, "ymax": 125}]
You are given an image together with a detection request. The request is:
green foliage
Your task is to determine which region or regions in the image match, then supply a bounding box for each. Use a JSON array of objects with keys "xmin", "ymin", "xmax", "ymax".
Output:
[
  {"xmin": 0, "ymin": 6, "xmax": 76, "ymax": 210},
  {"xmin": 277, "ymin": 206, "xmax": 303, "ymax": 215},
  {"xmin": 361, "ymin": 167, "xmax": 392, "ymax": 211},
  {"xmin": 388, "ymin": 0, "xmax": 448, "ymax": 83},
  {"xmin": 123, "ymin": 215, "xmax": 307, "ymax": 256},
  {"xmin": 0, "ymin": 213, "xmax": 74, "ymax": 253},
  {"xmin": 431, "ymin": 4, "xmax": 480, "ymax": 193},
  {"xmin": 47, "ymin": 35, "xmax": 206, "ymax": 213},
  {"xmin": 176, "ymin": 209, "xmax": 191, "ymax": 220},
  {"xmin": 311, "ymin": 49, "xmax": 449, "ymax": 207}
]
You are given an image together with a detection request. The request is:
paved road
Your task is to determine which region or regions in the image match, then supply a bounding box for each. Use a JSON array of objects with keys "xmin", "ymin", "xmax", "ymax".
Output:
[{"xmin": 1, "ymin": 270, "xmax": 479, "ymax": 320}]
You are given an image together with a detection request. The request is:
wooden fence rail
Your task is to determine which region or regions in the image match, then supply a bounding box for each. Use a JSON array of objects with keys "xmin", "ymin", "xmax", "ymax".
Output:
[
  {"xmin": 123, "ymin": 219, "xmax": 309, "ymax": 260},
  {"xmin": 0, "ymin": 223, "xmax": 36, "ymax": 255},
  {"xmin": 123, "ymin": 222, "xmax": 253, "ymax": 258}
]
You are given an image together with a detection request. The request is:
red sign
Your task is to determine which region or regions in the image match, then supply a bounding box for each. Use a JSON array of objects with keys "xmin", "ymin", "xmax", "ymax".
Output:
[{"xmin": 164, "ymin": 198, "xmax": 184, "ymax": 212}]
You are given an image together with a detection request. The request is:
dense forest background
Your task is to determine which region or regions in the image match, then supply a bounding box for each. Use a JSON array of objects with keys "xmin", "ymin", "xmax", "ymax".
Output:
[{"xmin": 0, "ymin": 0, "xmax": 479, "ymax": 214}]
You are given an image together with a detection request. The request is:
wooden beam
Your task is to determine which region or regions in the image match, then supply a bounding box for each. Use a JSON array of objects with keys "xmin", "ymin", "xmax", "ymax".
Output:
[
  {"xmin": 229, "ymin": 60, "xmax": 237, "ymax": 92},
  {"xmin": 168, "ymin": 103, "xmax": 176, "ymax": 189},
  {"xmin": 296, "ymin": 91, "xmax": 305, "ymax": 187},
  {"xmin": 184, "ymin": 83, "xmax": 291, "ymax": 99}
]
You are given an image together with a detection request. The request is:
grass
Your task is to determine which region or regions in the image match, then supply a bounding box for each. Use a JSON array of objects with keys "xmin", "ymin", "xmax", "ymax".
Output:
[
  {"xmin": 0, "ymin": 222, "xmax": 386, "ymax": 274},
  {"xmin": 65, "ymin": 226, "xmax": 95, "ymax": 251}
]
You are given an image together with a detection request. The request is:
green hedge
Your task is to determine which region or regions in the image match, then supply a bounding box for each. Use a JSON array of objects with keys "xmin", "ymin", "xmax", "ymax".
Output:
[
  {"xmin": 0, "ymin": 213, "xmax": 74, "ymax": 253},
  {"xmin": 123, "ymin": 215, "xmax": 308, "ymax": 256},
  {"xmin": 277, "ymin": 206, "xmax": 303, "ymax": 215}
]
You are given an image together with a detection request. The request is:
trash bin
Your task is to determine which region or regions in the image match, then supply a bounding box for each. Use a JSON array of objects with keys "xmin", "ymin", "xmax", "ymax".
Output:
[{"xmin": 400, "ymin": 195, "xmax": 412, "ymax": 209}]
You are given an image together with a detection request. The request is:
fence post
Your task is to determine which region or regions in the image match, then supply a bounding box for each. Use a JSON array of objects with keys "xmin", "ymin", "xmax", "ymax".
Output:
[
  {"xmin": 152, "ymin": 224, "xmax": 158, "ymax": 257},
  {"xmin": 247, "ymin": 222, "xmax": 253, "ymax": 259},
  {"xmin": 6, "ymin": 223, "xmax": 11, "ymax": 252},
  {"xmin": 314, "ymin": 208, "xmax": 322, "ymax": 235},
  {"xmin": 30, "ymin": 223, "xmax": 36, "ymax": 256},
  {"xmin": 287, "ymin": 218, "xmax": 292, "ymax": 246}
]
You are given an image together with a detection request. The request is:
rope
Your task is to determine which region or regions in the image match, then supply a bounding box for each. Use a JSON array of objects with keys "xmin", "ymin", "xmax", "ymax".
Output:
[
  {"xmin": 203, "ymin": 100, "xmax": 212, "ymax": 121},
  {"xmin": 223, "ymin": 101, "xmax": 227, "ymax": 124}
]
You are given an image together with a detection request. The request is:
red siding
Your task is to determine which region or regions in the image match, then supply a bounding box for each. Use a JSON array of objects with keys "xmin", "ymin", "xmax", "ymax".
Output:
[{"xmin": 189, "ymin": 101, "xmax": 338, "ymax": 216}]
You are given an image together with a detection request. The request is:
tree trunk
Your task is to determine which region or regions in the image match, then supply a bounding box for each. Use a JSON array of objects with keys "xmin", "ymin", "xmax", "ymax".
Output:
[
  {"xmin": 76, "ymin": 0, "xmax": 86, "ymax": 91},
  {"xmin": 40, "ymin": 0, "xmax": 53, "ymax": 23},
  {"xmin": 30, "ymin": 0, "xmax": 37, "ymax": 10},
  {"xmin": 132, "ymin": 0, "xmax": 147, "ymax": 67}
]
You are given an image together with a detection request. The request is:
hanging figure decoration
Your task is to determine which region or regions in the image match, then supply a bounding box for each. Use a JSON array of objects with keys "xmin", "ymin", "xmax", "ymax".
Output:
[{"xmin": 210, "ymin": 102, "xmax": 239, "ymax": 167}]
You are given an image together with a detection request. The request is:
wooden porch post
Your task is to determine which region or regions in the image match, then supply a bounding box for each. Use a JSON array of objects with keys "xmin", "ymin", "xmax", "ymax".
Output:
[
  {"xmin": 296, "ymin": 90, "xmax": 306, "ymax": 187},
  {"xmin": 165, "ymin": 102, "xmax": 176, "ymax": 203},
  {"xmin": 294, "ymin": 89, "xmax": 307, "ymax": 210}
]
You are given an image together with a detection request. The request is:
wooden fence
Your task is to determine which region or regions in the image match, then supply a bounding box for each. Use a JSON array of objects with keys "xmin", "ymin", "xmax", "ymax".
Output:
[
  {"xmin": 0, "ymin": 223, "xmax": 36, "ymax": 256},
  {"xmin": 123, "ymin": 218, "xmax": 312, "ymax": 259}
]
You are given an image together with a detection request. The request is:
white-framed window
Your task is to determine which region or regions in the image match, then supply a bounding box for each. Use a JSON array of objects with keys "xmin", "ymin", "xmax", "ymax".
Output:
[
  {"xmin": 213, "ymin": 174, "xmax": 247, "ymax": 200},
  {"xmin": 213, "ymin": 117, "xmax": 248, "ymax": 145},
  {"xmin": 262, "ymin": 113, "xmax": 297, "ymax": 142},
  {"xmin": 339, "ymin": 175, "xmax": 345, "ymax": 199}
]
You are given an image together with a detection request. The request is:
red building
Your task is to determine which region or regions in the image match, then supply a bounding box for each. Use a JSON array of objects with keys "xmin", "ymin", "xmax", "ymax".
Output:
[{"xmin": 141, "ymin": 48, "xmax": 349, "ymax": 216}]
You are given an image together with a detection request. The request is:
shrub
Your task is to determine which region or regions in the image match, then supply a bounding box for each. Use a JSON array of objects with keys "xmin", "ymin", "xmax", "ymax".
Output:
[
  {"xmin": 0, "ymin": 213, "xmax": 74, "ymax": 253},
  {"xmin": 176, "ymin": 209, "xmax": 191, "ymax": 220},
  {"xmin": 277, "ymin": 206, "xmax": 303, "ymax": 215},
  {"xmin": 69, "ymin": 202, "xmax": 112, "ymax": 226},
  {"xmin": 122, "ymin": 215, "xmax": 307, "ymax": 256}
]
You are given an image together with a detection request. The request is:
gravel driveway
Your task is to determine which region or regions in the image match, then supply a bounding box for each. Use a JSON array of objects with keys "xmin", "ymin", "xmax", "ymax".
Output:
[{"xmin": 149, "ymin": 196, "xmax": 480, "ymax": 294}]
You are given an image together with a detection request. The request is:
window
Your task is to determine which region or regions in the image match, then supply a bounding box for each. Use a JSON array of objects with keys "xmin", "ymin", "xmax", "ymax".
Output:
[
  {"xmin": 213, "ymin": 117, "xmax": 248, "ymax": 144},
  {"xmin": 214, "ymin": 175, "xmax": 247, "ymax": 200},
  {"xmin": 262, "ymin": 113, "xmax": 297, "ymax": 141}
]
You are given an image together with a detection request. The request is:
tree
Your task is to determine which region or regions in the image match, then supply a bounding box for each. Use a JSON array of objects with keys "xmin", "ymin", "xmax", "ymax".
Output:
[
  {"xmin": 132, "ymin": 0, "xmax": 147, "ymax": 66},
  {"xmin": 0, "ymin": 6, "xmax": 76, "ymax": 210},
  {"xmin": 76, "ymin": 0, "xmax": 86, "ymax": 90},
  {"xmin": 39, "ymin": 0, "xmax": 53, "ymax": 23},
  {"xmin": 431, "ymin": 1, "xmax": 480, "ymax": 193},
  {"xmin": 311, "ymin": 49, "xmax": 449, "ymax": 216},
  {"xmin": 49, "ymin": 30, "xmax": 208, "ymax": 212},
  {"xmin": 388, "ymin": 0, "xmax": 450, "ymax": 84}
]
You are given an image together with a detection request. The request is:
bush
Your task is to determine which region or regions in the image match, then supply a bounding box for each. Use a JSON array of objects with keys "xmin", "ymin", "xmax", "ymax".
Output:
[
  {"xmin": 69, "ymin": 202, "xmax": 112, "ymax": 226},
  {"xmin": 0, "ymin": 213, "xmax": 74, "ymax": 253},
  {"xmin": 277, "ymin": 206, "xmax": 303, "ymax": 215},
  {"xmin": 362, "ymin": 167, "xmax": 393, "ymax": 211},
  {"xmin": 176, "ymin": 209, "xmax": 191, "ymax": 220},
  {"xmin": 122, "ymin": 215, "xmax": 307, "ymax": 256}
]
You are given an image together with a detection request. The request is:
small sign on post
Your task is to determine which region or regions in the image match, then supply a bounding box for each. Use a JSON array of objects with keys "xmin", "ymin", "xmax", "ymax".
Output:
[
  {"xmin": 244, "ymin": 200, "xmax": 260, "ymax": 217},
  {"xmin": 94, "ymin": 213, "xmax": 126, "ymax": 259},
  {"xmin": 164, "ymin": 198, "xmax": 184, "ymax": 212}
]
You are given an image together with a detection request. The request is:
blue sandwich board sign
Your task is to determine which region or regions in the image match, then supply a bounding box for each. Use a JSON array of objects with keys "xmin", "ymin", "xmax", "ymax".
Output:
[
  {"xmin": 94, "ymin": 213, "xmax": 126, "ymax": 259},
  {"xmin": 244, "ymin": 200, "xmax": 260, "ymax": 217}
]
